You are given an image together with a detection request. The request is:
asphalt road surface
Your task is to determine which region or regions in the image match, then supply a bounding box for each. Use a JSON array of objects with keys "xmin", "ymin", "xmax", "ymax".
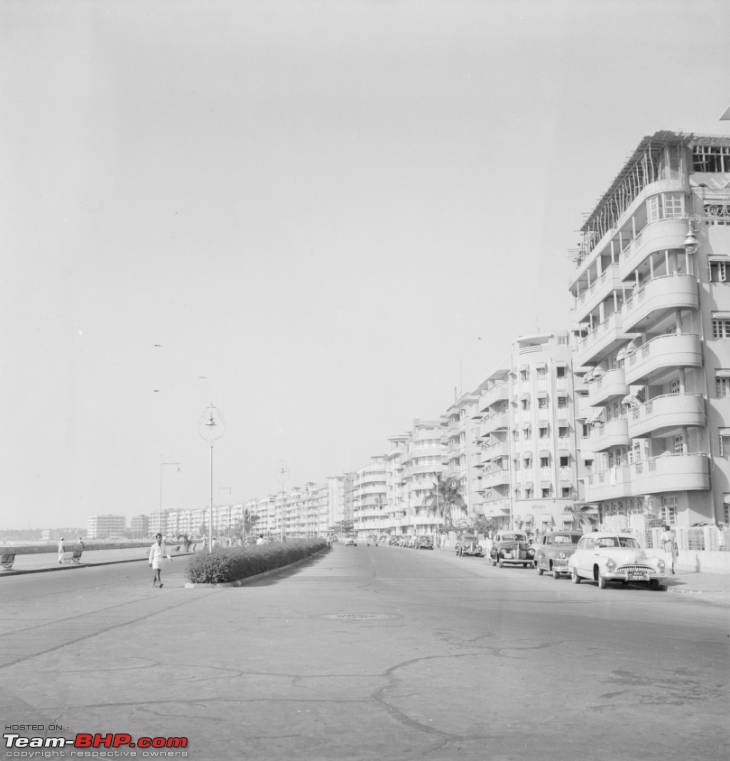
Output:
[{"xmin": 1, "ymin": 544, "xmax": 727, "ymax": 761}]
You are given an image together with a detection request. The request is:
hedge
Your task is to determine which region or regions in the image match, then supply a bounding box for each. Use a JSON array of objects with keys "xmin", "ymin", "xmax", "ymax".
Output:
[{"xmin": 186, "ymin": 538, "xmax": 329, "ymax": 584}]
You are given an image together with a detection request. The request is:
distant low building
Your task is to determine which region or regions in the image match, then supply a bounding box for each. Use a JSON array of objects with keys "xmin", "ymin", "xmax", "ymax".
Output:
[{"xmin": 87, "ymin": 514, "xmax": 126, "ymax": 539}]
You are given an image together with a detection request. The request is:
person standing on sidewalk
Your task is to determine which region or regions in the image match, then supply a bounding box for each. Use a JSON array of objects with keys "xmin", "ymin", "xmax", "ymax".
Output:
[
  {"xmin": 149, "ymin": 533, "xmax": 171, "ymax": 588},
  {"xmin": 57, "ymin": 537, "xmax": 65, "ymax": 565},
  {"xmin": 661, "ymin": 525, "xmax": 678, "ymax": 574}
]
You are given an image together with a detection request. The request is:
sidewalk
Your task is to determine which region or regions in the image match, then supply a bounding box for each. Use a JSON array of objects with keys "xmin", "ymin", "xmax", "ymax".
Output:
[
  {"xmin": 0, "ymin": 545, "xmax": 192, "ymax": 575},
  {"xmin": 664, "ymin": 570, "xmax": 730, "ymax": 606}
]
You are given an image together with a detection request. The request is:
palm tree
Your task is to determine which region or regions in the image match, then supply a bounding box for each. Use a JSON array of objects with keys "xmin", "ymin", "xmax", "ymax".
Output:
[{"xmin": 422, "ymin": 474, "xmax": 467, "ymax": 532}]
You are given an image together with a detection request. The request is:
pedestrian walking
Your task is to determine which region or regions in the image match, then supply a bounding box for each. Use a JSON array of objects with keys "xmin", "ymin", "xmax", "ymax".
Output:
[
  {"xmin": 57, "ymin": 537, "xmax": 65, "ymax": 564},
  {"xmin": 149, "ymin": 533, "xmax": 171, "ymax": 588},
  {"xmin": 661, "ymin": 525, "xmax": 678, "ymax": 574}
]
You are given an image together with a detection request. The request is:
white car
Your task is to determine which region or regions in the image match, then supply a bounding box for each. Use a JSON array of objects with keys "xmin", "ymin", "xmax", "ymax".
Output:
[{"xmin": 567, "ymin": 532, "xmax": 666, "ymax": 590}]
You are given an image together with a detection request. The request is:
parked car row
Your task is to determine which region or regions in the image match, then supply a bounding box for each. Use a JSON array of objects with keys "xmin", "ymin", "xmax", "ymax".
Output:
[
  {"xmin": 386, "ymin": 535, "xmax": 434, "ymax": 549},
  {"xmin": 455, "ymin": 534, "xmax": 484, "ymax": 557},
  {"xmin": 489, "ymin": 531, "xmax": 536, "ymax": 567}
]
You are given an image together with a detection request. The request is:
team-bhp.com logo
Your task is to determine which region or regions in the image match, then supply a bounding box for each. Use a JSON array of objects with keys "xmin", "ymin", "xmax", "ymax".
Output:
[{"xmin": 4, "ymin": 732, "xmax": 188, "ymax": 757}]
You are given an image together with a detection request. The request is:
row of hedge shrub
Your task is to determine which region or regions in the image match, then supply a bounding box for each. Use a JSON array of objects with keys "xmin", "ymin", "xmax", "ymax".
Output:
[{"xmin": 186, "ymin": 538, "xmax": 329, "ymax": 584}]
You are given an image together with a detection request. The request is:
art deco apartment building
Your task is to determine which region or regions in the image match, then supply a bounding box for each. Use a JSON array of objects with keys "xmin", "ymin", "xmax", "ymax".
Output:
[
  {"xmin": 400, "ymin": 419, "xmax": 446, "ymax": 534},
  {"xmin": 442, "ymin": 392, "xmax": 483, "ymax": 520},
  {"xmin": 477, "ymin": 334, "xmax": 584, "ymax": 531},
  {"xmin": 352, "ymin": 456, "xmax": 389, "ymax": 536},
  {"xmin": 570, "ymin": 130, "xmax": 730, "ymax": 530}
]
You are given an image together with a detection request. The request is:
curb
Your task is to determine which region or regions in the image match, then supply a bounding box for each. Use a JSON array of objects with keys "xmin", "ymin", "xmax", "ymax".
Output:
[{"xmin": 184, "ymin": 547, "xmax": 330, "ymax": 588}]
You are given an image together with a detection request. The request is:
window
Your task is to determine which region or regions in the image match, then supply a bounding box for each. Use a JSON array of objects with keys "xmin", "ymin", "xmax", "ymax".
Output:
[
  {"xmin": 513, "ymin": 459, "xmax": 520, "ymax": 471},
  {"xmin": 556, "ymin": 366, "xmax": 566, "ymax": 378},
  {"xmin": 523, "ymin": 456, "xmax": 532, "ymax": 469},
  {"xmin": 584, "ymin": 458, "xmax": 593, "ymax": 470},
  {"xmin": 519, "ymin": 369, "xmax": 529, "ymax": 381},
  {"xmin": 712, "ymin": 318, "xmax": 730, "ymax": 338},
  {"xmin": 673, "ymin": 435, "xmax": 685, "ymax": 454},
  {"xmin": 541, "ymin": 487, "xmax": 552, "ymax": 498},
  {"xmin": 514, "ymin": 488, "xmax": 521, "ymax": 499},
  {"xmin": 538, "ymin": 396, "xmax": 548, "ymax": 409},
  {"xmin": 525, "ymin": 488, "xmax": 532, "ymax": 499},
  {"xmin": 662, "ymin": 193, "xmax": 683, "ymax": 218},
  {"xmin": 537, "ymin": 366, "xmax": 547, "ymax": 377},
  {"xmin": 521, "ymin": 398, "xmax": 530, "ymax": 410},
  {"xmin": 557, "ymin": 395, "xmax": 568, "ymax": 409},
  {"xmin": 716, "ymin": 372, "xmax": 730, "ymax": 398},
  {"xmin": 710, "ymin": 260, "xmax": 729, "ymax": 282},
  {"xmin": 581, "ymin": 423, "xmax": 590, "ymax": 438},
  {"xmin": 540, "ymin": 456, "xmax": 550, "ymax": 468},
  {"xmin": 539, "ymin": 426, "xmax": 549, "ymax": 439},
  {"xmin": 558, "ymin": 426, "xmax": 569, "ymax": 438},
  {"xmin": 693, "ymin": 144, "xmax": 730, "ymax": 172},
  {"xmin": 561, "ymin": 487, "xmax": 572, "ymax": 498},
  {"xmin": 670, "ymin": 379, "xmax": 680, "ymax": 395},
  {"xmin": 559, "ymin": 456, "xmax": 569, "ymax": 467},
  {"xmin": 523, "ymin": 427, "xmax": 532, "ymax": 439},
  {"xmin": 661, "ymin": 496, "xmax": 677, "ymax": 526}
]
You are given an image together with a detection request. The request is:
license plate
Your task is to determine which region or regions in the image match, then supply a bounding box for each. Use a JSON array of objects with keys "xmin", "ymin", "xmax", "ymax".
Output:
[{"xmin": 628, "ymin": 573, "xmax": 647, "ymax": 580}]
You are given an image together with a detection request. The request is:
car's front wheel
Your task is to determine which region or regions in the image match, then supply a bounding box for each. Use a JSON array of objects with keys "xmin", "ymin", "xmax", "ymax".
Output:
[
  {"xmin": 571, "ymin": 568, "xmax": 580, "ymax": 584},
  {"xmin": 552, "ymin": 566, "xmax": 561, "ymax": 580},
  {"xmin": 597, "ymin": 572, "xmax": 607, "ymax": 590},
  {"xmin": 498, "ymin": 558, "xmax": 504, "ymax": 568}
]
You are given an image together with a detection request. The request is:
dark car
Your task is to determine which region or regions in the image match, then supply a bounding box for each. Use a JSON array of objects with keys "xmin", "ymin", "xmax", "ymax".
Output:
[
  {"xmin": 489, "ymin": 531, "xmax": 535, "ymax": 568},
  {"xmin": 534, "ymin": 531, "xmax": 583, "ymax": 578},
  {"xmin": 455, "ymin": 534, "xmax": 484, "ymax": 557},
  {"xmin": 416, "ymin": 535, "xmax": 434, "ymax": 550}
]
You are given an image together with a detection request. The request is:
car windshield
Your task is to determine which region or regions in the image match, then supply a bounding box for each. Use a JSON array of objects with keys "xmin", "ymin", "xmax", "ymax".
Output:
[
  {"xmin": 501, "ymin": 533, "xmax": 524, "ymax": 542},
  {"xmin": 552, "ymin": 534, "xmax": 579, "ymax": 544},
  {"xmin": 593, "ymin": 536, "xmax": 640, "ymax": 548}
]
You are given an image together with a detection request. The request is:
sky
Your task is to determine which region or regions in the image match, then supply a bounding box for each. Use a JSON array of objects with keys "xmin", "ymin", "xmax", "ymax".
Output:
[{"xmin": 1, "ymin": 0, "xmax": 729, "ymax": 529}]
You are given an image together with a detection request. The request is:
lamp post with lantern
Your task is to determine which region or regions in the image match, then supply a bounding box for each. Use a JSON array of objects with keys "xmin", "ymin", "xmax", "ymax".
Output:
[{"xmin": 198, "ymin": 403, "xmax": 225, "ymax": 551}]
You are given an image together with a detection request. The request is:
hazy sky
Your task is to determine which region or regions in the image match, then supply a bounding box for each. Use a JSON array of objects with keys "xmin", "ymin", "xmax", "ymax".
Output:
[{"xmin": 2, "ymin": 0, "xmax": 729, "ymax": 529}]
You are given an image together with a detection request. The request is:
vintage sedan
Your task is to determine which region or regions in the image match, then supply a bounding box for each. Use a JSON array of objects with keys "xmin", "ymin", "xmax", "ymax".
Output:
[
  {"xmin": 534, "ymin": 531, "xmax": 583, "ymax": 579},
  {"xmin": 489, "ymin": 531, "xmax": 535, "ymax": 567},
  {"xmin": 455, "ymin": 534, "xmax": 484, "ymax": 557},
  {"xmin": 567, "ymin": 532, "xmax": 666, "ymax": 589},
  {"xmin": 417, "ymin": 535, "xmax": 434, "ymax": 550}
]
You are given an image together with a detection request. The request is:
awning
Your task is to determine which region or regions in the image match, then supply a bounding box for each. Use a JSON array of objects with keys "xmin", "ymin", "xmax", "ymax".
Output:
[{"xmin": 588, "ymin": 407, "xmax": 606, "ymax": 423}]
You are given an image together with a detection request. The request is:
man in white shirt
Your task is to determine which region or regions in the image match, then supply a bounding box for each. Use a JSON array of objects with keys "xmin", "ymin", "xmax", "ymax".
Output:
[{"xmin": 149, "ymin": 533, "xmax": 171, "ymax": 588}]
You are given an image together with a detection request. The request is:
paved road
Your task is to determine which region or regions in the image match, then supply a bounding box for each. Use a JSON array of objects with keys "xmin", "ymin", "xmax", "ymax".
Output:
[{"xmin": 1, "ymin": 546, "xmax": 727, "ymax": 761}]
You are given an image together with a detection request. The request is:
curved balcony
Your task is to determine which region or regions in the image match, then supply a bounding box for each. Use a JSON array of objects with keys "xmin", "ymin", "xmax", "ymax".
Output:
[
  {"xmin": 589, "ymin": 417, "xmax": 629, "ymax": 452},
  {"xmin": 622, "ymin": 274, "xmax": 698, "ymax": 332},
  {"xmin": 356, "ymin": 484, "xmax": 387, "ymax": 497},
  {"xmin": 584, "ymin": 466, "xmax": 632, "ymax": 502},
  {"xmin": 632, "ymin": 453, "xmax": 708, "ymax": 494},
  {"xmin": 573, "ymin": 264, "xmax": 622, "ymax": 322},
  {"xmin": 619, "ymin": 217, "xmax": 690, "ymax": 278},
  {"xmin": 481, "ymin": 440, "xmax": 509, "ymax": 461},
  {"xmin": 479, "ymin": 383, "xmax": 509, "ymax": 411},
  {"xmin": 481, "ymin": 412, "xmax": 509, "ymax": 434},
  {"xmin": 574, "ymin": 312, "xmax": 626, "ymax": 367},
  {"xmin": 624, "ymin": 334, "xmax": 701, "ymax": 385},
  {"xmin": 481, "ymin": 468, "xmax": 510, "ymax": 489},
  {"xmin": 627, "ymin": 393, "xmax": 705, "ymax": 438},
  {"xmin": 586, "ymin": 366, "xmax": 627, "ymax": 407}
]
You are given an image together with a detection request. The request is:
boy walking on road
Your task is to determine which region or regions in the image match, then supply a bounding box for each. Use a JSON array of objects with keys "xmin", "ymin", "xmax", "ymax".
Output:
[{"xmin": 149, "ymin": 533, "xmax": 171, "ymax": 588}]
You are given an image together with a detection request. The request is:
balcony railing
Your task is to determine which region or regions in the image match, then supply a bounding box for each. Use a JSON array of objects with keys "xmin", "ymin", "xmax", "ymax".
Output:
[
  {"xmin": 586, "ymin": 366, "xmax": 627, "ymax": 408},
  {"xmin": 589, "ymin": 417, "xmax": 629, "ymax": 452},
  {"xmin": 584, "ymin": 452, "xmax": 708, "ymax": 502},
  {"xmin": 624, "ymin": 333, "xmax": 701, "ymax": 384},
  {"xmin": 622, "ymin": 274, "xmax": 697, "ymax": 332},
  {"xmin": 627, "ymin": 393, "xmax": 705, "ymax": 438},
  {"xmin": 574, "ymin": 312, "xmax": 625, "ymax": 367}
]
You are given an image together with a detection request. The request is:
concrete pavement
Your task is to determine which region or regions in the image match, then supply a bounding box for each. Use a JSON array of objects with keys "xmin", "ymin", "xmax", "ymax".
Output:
[{"xmin": 0, "ymin": 544, "xmax": 727, "ymax": 761}]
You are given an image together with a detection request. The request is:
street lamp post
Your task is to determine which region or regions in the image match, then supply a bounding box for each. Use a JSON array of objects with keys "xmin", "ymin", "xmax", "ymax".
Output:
[{"xmin": 198, "ymin": 403, "xmax": 225, "ymax": 552}]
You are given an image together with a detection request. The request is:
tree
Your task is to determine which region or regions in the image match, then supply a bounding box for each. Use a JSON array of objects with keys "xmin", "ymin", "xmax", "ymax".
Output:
[
  {"xmin": 564, "ymin": 503, "xmax": 598, "ymax": 532},
  {"xmin": 422, "ymin": 474, "xmax": 467, "ymax": 532},
  {"xmin": 471, "ymin": 515, "xmax": 500, "ymax": 536}
]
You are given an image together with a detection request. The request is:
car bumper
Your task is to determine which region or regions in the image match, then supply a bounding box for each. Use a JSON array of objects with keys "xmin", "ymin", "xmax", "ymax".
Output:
[{"xmin": 603, "ymin": 568, "xmax": 665, "ymax": 582}]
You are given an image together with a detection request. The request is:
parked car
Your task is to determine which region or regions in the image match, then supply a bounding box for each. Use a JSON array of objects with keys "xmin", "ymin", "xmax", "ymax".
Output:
[
  {"xmin": 534, "ymin": 531, "xmax": 583, "ymax": 578},
  {"xmin": 388, "ymin": 536, "xmax": 400, "ymax": 546},
  {"xmin": 489, "ymin": 531, "xmax": 535, "ymax": 567},
  {"xmin": 455, "ymin": 534, "xmax": 484, "ymax": 557},
  {"xmin": 343, "ymin": 536, "xmax": 358, "ymax": 547},
  {"xmin": 416, "ymin": 535, "xmax": 434, "ymax": 550},
  {"xmin": 567, "ymin": 532, "xmax": 666, "ymax": 589}
]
